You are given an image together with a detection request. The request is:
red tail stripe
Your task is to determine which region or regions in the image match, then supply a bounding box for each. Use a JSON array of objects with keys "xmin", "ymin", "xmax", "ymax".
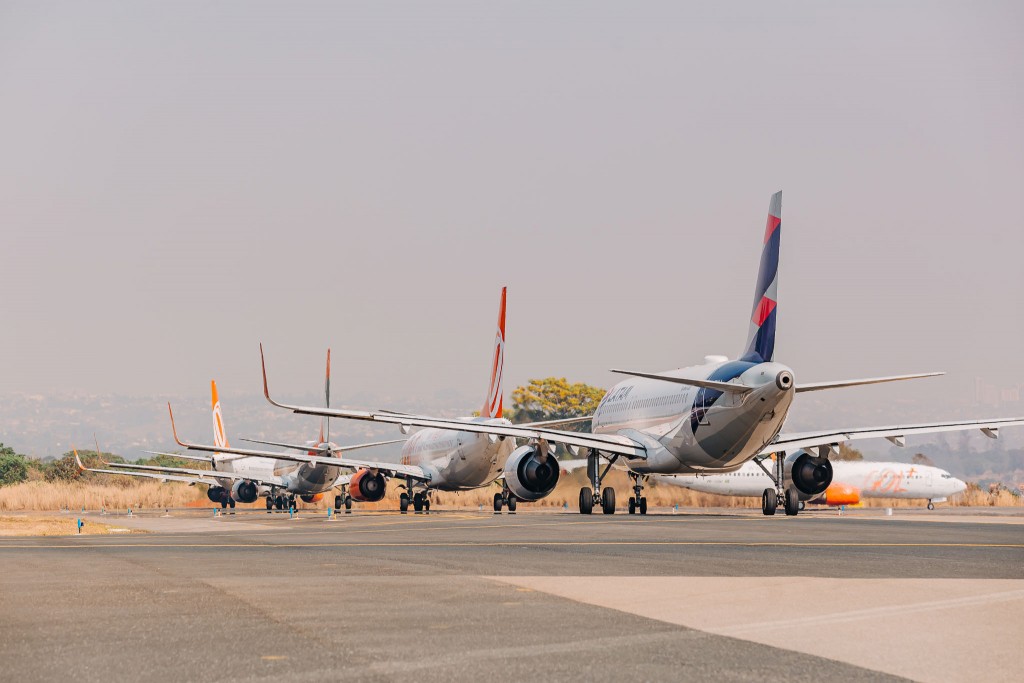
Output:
[
  {"xmin": 752, "ymin": 296, "xmax": 777, "ymax": 326},
  {"xmin": 763, "ymin": 215, "xmax": 781, "ymax": 243}
]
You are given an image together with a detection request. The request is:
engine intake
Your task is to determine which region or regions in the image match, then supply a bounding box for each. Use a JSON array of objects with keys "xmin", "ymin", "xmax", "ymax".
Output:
[
  {"xmin": 207, "ymin": 486, "xmax": 228, "ymax": 504},
  {"xmin": 503, "ymin": 445, "xmax": 560, "ymax": 502},
  {"xmin": 231, "ymin": 479, "xmax": 259, "ymax": 503},
  {"xmin": 349, "ymin": 469, "xmax": 386, "ymax": 502},
  {"xmin": 789, "ymin": 452, "xmax": 833, "ymax": 495}
]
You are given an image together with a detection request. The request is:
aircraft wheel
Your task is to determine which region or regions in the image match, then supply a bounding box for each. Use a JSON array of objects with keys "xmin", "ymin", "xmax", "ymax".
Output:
[
  {"xmin": 423, "ymin": 497, "xmax": 430, "ymax": 512},
  {"xmin": 276, "ymin": 496, "xmax": 286, "ymax": 510},
  {"xmin": 578, "ymin": 487, "xmax": 593, "ymax": 515},
  {"xmin": 601, "ymin": 487, "xmax": 616, "ymax": 514},
  {"xmin": 266, "ymin": 497, "xmax": 274, "ymax": 513},
  {"xmin": 784, "ymin": 488, "xmax": 800, "ymax": 516},
  {"xmin": 506, "ymin": 496, "xmax": 516, "ymax": 513},
  {"xmin": 927, "ymin": 502, "xmax": 935, "ymax": 510},
  {"xmin": 493, "ymin": 492, "xmax": 503, "ymax": 512},
  {"xmin": 344, "ymin": 495, "xmax": 353, "ymax": 512},
  {"xmin": 413, "ymin": 492, "xmax": 424, "ymax": 512},
  {"xmin": 761, "ymin": 488, "xmax": 778, "ymax": 516},
  {"xmin": 399, "ymin": 493, "xmax": 410, "ymax": 513},
  {"xmin": 228, "ymin": 499, "xmax": 236, "ymax": 509},
  {"xmin": 628, "ymin": 498, "xmax": 636, "ymax": 514},
  {"xmin": 334, "ymin": 495, "xmax": 343, "ymax": 511},
  {"xmin": 639, "ymin": 497, "xmax": 648, "ymax": 515},
  {"xmin": 220, "ymin": 499, "xmax": 229, "ymax": 509}
]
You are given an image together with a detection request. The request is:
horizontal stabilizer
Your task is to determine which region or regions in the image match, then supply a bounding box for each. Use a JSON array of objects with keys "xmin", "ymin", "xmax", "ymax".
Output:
[
  {"xmin": 795, "ymin": 372, "xmax": 944, "ymax": 393},
  {"xmin": 609, "ymin": 369, "xmax": 753, "ymax": 394},
  {"xmin": 238, "ymin": 437, "xmax": 405, "ymax": 452}
]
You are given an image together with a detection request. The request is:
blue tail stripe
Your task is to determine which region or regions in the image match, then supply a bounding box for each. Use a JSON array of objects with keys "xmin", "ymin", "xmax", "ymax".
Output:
[{"xmin": 751, "ymin": 224, "xmax": 780, "ymax": 305}]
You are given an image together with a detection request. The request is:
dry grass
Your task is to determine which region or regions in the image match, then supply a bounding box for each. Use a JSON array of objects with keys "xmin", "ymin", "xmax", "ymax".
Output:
[
  {"xmin": 1, "ymin": 470, "xmax": 1019, "ymax": 512},
  {"xmin": 0, "ymin": 515, "xmax": 144, "ymax": 536}
]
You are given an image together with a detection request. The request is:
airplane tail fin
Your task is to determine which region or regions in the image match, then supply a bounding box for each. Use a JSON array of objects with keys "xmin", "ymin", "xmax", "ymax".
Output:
[
  {"xmin": 211, "ymin": 380, "xmax": 229, "ymax": 449},
  {"xmin": 741, "ymin": 191, "xmax": 782, "ymax": 363},
  {"xmin": 320, "ymin": 348, "xmax": 331, "ymax": 445},
  {"xmin": 480, "ymin": 287, "xmax": 506, "ymax": 419}
]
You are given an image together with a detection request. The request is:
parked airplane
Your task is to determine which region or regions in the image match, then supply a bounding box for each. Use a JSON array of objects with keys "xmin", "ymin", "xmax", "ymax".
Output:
[
  {"xmin": 258, "ymin": 191, "xmax": 1024, "ymax": 517},
  {"xmin": 656, "ymin": 457, "xmax": 968, "ymax": 511},
  {"xmin": 79, "ymin": 363, "xmax": 401, "ymax": 511},
  {"xmin": 174, "ymin": 288, "xmax": 588, "ymax": 512}
]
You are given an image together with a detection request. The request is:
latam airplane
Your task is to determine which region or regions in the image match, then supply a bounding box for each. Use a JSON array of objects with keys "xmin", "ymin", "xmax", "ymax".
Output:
[
  {"xmin": 174, "ymin": 289, "xmax": 585, "ymax": 512},
  {"xmin": 259, "ymin": 192, "xmax": 1024, "ymax": 517},
  {"xmin": 656, "ymin": 458, "xmax": 968, "ymax": 511},
  {"xmin": 79, "ymin": 368, "xmax": 401, "ymax": 511}
]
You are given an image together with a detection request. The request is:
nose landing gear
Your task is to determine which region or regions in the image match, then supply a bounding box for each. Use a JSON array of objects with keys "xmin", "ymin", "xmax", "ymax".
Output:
[{"xmin": 627, "ymin": 472, "xmax": 648, "ymax": 515}]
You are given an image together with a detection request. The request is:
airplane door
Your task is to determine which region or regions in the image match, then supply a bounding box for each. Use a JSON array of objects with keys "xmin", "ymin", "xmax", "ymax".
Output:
[{"xmin": 458, "ymin": 434, "xmax": 467, "ymax": 461}]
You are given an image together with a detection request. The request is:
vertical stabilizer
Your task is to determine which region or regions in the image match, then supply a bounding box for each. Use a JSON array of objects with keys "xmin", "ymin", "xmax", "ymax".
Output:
[
  {"xmin": 321, "ymin": 348, "xmax": 331, "ymax": 445},
  {"xmin": 211, "ymin": 380, "xmax": 230, "ymax": 449},
  {"xmin": 741, "ymin": 191, "xmax": 782, "ymax": 363},
  {"xmin": 481, "ymin": 287, "xmax": 507, "ymax": 419}
]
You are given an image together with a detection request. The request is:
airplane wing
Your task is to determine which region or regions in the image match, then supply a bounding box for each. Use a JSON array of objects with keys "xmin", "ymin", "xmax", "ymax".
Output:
[
  {"xmin": 237, "ymin": 437, "xmax": 406, "ymax": 452},
  {"xmin": 760, "ymin": 416, "xmax": 1024, "ymax": 455},
  {"xmin": 168, "ymin": 405, "xmax": 431, "ymax": 482},
  {"xmin": 609, "ymin": 369, "xmax": 753, "ymax": 394},
  {"xmin": 74, "ymin": 450, "xmax": 222, "ymax": 486},
  {"xmin": 103, "ymin": 461, "xmax": 273, "ymax": 485},
  {"xmin": 260, "ymin": 346, "xmax": 646, "ymax": 459},
  {"xmin": 143, "ymin": 450, "xmax": 219, "ymax": 463},
  {"xmin": 794, "ymin": 372, "xmax": 944, "ymax": 393}
]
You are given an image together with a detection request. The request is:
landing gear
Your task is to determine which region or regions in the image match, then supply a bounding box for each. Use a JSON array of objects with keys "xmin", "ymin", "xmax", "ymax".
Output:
[
  {"xmin": 627, "ymin": 473, "xmax": 648, "ymax": 515},
  {"xmin": 493, "ymin": 492, "xmax": 503, "ymax": 512},
  {"xmin": 577, "ymin": 449, "xmax": 619, "ymax": 515},
  {"xmin": 492, "ymin": 482, "xmax": 516, "ymax": 514},
  {"xmin": 506, "ymin": 496, "xmax": 517, "ymax": 513},
  {"xmin": 578, "ymin": 487, "xmax": 593, "ymax": 515},
  {"xmin": 275, "ymin": 496, "xmax": 285, "ymax": 510},
  {"xmin": 761, "ymin": 488, "xmax": 778, "ymax": 516},
  {"xmin": 784, "ymin": 488, "xmax": 801, "ymax": 516},
  {"xmin": 927, "ymin": 501, "xmax": 935, "ymax": 510},
  {"xmin": 228, "ymin": 498, "xmax": 236, "ymax": 509},
  {"xmin": 400, "ymin": 492, "xmax": 410, "ymax": 513},
  {"xmin": 344, "ymin": 495, "xmax": 353, "ymax": 512},
  {"xmin": 266, "ymin": 497, "xmax": 274, "ymax": 513},
  {"xmin": 412, "ymin": 492, "xmax": 425, "ymax": 512},
  {"xmin": 601, "ymin": 487, "xmax": 615, "ymax": 514}
]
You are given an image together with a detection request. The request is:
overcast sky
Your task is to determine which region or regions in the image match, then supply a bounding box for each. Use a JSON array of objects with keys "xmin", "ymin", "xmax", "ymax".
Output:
[{"xmin": 2, "ymin": 1, "xmax": 1022, "ymax": 423}]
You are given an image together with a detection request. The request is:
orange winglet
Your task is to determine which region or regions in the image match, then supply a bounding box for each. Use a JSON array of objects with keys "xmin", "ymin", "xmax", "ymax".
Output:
[{"xmin": 168, "ymin": 402, "xmax": 186, "ymax": 447}]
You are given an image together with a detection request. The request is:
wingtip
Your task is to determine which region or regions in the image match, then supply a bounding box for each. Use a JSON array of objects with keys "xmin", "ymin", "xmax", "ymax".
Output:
[{"xmin": 167, "ymin": 403, "xmax": 186, "ymax": 447}]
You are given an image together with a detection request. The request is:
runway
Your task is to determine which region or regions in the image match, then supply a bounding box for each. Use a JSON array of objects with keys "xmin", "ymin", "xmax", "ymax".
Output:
[{"xmin": 2, "ymin": 508, "xmax": 1022, "ymax": 682}]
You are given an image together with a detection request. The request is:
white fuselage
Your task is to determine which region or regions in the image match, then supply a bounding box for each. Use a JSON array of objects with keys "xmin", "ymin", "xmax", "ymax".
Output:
[
  {"xmin": 214, "ymin": 445, "xmax": 345, "ymax": 497},
  {"xmin": 393, "ymin": 417, "xmax": 517, "ymax": 491},
  {"xmin": 659, "ymin": 459, "xmax": 967, "ymax": 502},
  {"xmin": 591, "ymin": 359, "xmax": 794, "ymax": 474}
]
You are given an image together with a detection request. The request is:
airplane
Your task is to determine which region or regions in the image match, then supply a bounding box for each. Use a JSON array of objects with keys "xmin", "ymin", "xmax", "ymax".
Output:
[
  {"xmin": 654, "ymin": 457, "xmax": 968, "ymax": 511},
  {"xmin": 172, "ymin": 288, "xmax": 591, "ymax": 513},
  {"xmin": 78, "ymin": 361, "xmax": 402, "ymax": 511},
  {"xmin": 257, "ymin": 191, "xmax": 1024, "ymax": 517}
]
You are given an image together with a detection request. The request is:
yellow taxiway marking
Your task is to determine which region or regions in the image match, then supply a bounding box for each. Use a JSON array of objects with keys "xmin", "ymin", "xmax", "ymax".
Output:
[{"xmin": 1, "ymin": 541, "xmax": 1021, "ymax": 549}]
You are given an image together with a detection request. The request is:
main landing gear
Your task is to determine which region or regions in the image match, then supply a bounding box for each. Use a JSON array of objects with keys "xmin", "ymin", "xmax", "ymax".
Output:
[
  {"xmin": 626, "ymin": 472, "xmax": 648, "ymax": 515},
  {"xmin": 334, "ymin": 487, "xmax": 354, "ymax": 514},
  {"xmin": 493, "ymin": 482, "xmax": 518, "ymax": 513},
  {"xmin": 578, "ymin": 450, "xmax": 618, "ymax": 515},
  {"xmin": 756, "ymin": 453, "xmax": 802, "ymax": 517},
  {"xmin": 400, "ymin": 490, "xmax": 430, "ymax": 513},
  {"xmin": 927, "ymin": 500, "xmax": 935, "ymax": 510}
]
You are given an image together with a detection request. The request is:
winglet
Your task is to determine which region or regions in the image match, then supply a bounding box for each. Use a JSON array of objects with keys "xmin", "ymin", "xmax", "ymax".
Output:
[
  {"xmin": 73, "ymin": 447, "xmax": 85, "ymax": 471},
  {"xmin": 260, "ymin": 343, "xmax": 289, "ymax": 410},
  {"xmin": 168, "ymin": 402, "xmax": 187, "ymax": 448}
]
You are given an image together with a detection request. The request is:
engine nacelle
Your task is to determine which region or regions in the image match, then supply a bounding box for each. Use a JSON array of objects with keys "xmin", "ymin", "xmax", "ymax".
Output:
[
  {"xmin": 349, "ymin": 469, "xmax": 386, "ymax": 502},
  {"xmin": 300, "ymin": 493, "xmax": 324, "ymax": 504},
  {"xmin": 503, "ymin": 445, "xmax": 560, "ymax": 502},
  {"xmin": 231, "ymin": 479, "xmax": 259, "ymax": 503},
  {"xmin": 788, "ymin": 452, "xmax": 833, "ymax": 495},
  {"xmin": 821, "ymin": 483, "xmax": 859, "ymax": 506},
  {"xmin": 207, "ymin": 486, "xmax": 228, "ymax": 504}
]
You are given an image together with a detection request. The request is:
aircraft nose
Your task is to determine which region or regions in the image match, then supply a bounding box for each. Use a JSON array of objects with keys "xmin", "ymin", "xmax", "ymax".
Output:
[{"xmin": 954, "ymin": 478, "xmax": 967, "ymax": 494}]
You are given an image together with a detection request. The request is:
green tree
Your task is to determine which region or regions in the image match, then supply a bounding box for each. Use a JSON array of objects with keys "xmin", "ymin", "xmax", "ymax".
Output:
[
  {"xmin": 46, "ymin": 452, "xmax": 84, "ymax": 482},
  {"xmin": 507, "ymin": 377, "xmax": 605, "ymax": 427},
  {"xmin": 0, "ymin": 443, "xmax": 29, "ymax": 486},
  {"xmin": 834, "ymin": 443, "xmax": 864, "ymax": 461}
]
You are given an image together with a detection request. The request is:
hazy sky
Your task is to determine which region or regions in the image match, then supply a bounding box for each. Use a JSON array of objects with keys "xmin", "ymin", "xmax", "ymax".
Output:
[{"xmin": 2, "ymin": 1, "xmax": 1022, "ymax": 421}]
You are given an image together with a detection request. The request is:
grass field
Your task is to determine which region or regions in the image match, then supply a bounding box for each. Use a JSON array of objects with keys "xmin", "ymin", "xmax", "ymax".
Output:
[{"xmin": 0, "ymin": 514, "xmax": 144, "ymax": 536}]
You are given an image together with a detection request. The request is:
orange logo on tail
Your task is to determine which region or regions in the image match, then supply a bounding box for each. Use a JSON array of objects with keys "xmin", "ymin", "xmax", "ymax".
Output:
[
  {"xmin": 211, "ymin": 380, "xmax": 229, "ymax": 449},
  {"xmin": 481, "ymin": 287, "xmax": 506, "ymax": 418}
]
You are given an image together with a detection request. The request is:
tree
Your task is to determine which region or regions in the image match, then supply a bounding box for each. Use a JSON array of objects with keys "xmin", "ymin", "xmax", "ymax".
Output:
[
  {"xmin": 911, "ymin": 453, "xmax": 935, "ymax": 466},
  {"xmin": 833, "ymin": 443, "xmax": 864, "ymax": 461},
  {"xmin": 507, "ymin": 378, "xmax": 606, "ymax": 427},
  {"xmin": 0, "ymin": 444, "xmax": 29, "ymax": 486},
  {"xmin": 46, "ymin": 452, "xmax": 84, "ymax": 482}
]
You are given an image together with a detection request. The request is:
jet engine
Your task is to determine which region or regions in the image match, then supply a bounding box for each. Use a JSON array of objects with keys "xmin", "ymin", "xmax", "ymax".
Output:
[
  {"xmin": 502, "ymin": 445, "xmax": 560, "ymax": 502},
  {"xmin": 788, "ymin": 452, "xmax": 833, "ymax": 495},
  {"xmin": 349, "ymin": 469, "xmax": 386, "ymax": 502},
  {"xmin": 207, "ymin": 486, "xmax": 228, "ymax": 504},
  {"xmin": 300, "ymin": 493, "xmax": 324, "ymax": 504},
  {"xmin": 231, "ymin": 479, "xmax": 259, "ymax": 503}
]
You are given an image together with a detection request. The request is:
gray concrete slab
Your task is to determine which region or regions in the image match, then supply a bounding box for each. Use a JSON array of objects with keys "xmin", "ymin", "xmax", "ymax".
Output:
[{"xmin": 1, "ymin": 509, "xmax": 1021, "ymax": 682}]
